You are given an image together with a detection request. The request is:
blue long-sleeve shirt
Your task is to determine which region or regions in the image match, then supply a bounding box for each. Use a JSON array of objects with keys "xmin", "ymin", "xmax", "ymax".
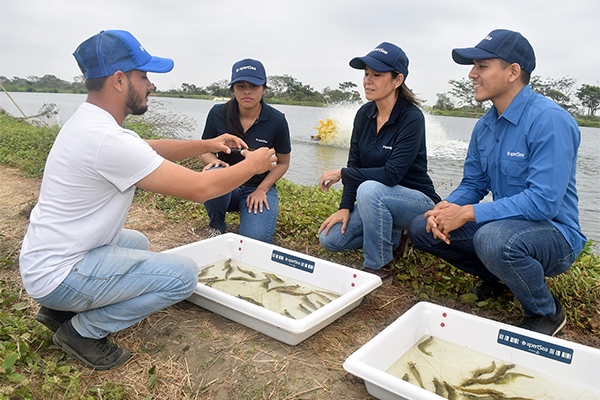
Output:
[
  {"xmin": 339, "ymin": 98, "xmax": 440, "ymax": 211},
  {"xmin": 446, "ymin": 85, "xmax": 587, "ymax": 255}
]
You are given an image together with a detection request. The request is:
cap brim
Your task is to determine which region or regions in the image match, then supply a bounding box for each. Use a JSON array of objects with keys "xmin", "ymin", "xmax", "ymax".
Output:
[
  {"xmin": 228, "ymin": 76, "xmax": 266, "ymax": 86},
  {"xmin": 137, "ymin": 56, "xmax": 174, "ymax": 73},
  {"xmin": 452, "ymin": 47, "xmax": 498, "ymax": 65},
  {"xmin": 349, "ymin": 56, "xmax": 395, "ymax": 72}
]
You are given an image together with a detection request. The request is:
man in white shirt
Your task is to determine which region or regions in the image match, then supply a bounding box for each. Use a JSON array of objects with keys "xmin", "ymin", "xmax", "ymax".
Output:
[{"xmin": 19, "ymin": 30, "xmax": 276, "ymax": 370}]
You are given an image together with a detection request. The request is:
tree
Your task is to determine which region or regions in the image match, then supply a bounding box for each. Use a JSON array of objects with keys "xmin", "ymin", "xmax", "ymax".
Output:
[
  {"xmin": 576, "ymin": 84, "xmax": 600, "ymax": 116},
  {"xmin": 433, "ymin": 93, "xmax": 455, "ymax": 111},
  {"xmin": 530, "ymin": 75, "xmax": 577, "ymax": 112},
  {"xmin": 263, "ymin": 75, "xmax": 322, "ymax": 102},
  {"xmin": 321, "ymin": 82, "xmax": 362, "ymax": 105},
  {"xmin": 448, "ymin": 78, "xmax": 488, "ymax": 109},
  {"xmin": 205, "ymin": 79, "xmax": 230, "ymax": 97}
]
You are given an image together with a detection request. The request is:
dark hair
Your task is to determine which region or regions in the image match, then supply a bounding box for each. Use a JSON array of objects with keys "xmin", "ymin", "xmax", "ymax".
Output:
[
  {"xmin": 499, "ymin": 58, "xmax": 530, "ymax": 85},
  {"xmin": 222, "ymin": 83, "xmax": 269, "ymax": 138},
  {"xmin": 390, "ymin": 71, "xmax": 420, "ymax": 106}
]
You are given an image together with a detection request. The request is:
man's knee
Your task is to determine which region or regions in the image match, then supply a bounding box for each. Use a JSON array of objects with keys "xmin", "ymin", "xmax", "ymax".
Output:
[
  {"xmin": 168, "ymin": 256, "xmax": 198, "ymax": 299},
  {"xmin": 408, "ymin": 214, "xmax": 428, "ymax": 248}
]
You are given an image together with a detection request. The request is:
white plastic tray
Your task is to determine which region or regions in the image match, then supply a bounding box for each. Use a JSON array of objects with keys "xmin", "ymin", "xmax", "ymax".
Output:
[
  {"xmin": 343, "ymin": 302, "xmax": 600, "ymax": 400},
  {"xmin": 163, "ymin": 233, "xmax": 382, "ymax": 345}
]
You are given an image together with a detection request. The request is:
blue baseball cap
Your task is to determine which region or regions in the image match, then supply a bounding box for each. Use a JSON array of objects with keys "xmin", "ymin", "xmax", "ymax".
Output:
[
  {"xmin": 73, "ymin": 30, "xmax": 174, "ymax": 79},
  {"xmin": 452, "ymin": 29, "xmax": 536, "ymax": 74},
  {"xmin": 349, "ymin": 42, "xmax": 409, "ymax": 78},
  {"xmin": 229, "ymin": 59, "xmax": 267, "ymax": 86}
]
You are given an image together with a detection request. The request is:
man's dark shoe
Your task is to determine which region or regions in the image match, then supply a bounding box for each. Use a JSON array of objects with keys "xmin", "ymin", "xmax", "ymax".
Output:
[
  {"xmin": 35, "ymin": 306, "xmax": 77, "ymax": 332},
  {"xmin": 363, "ymin": 265, "xmax": 393, "ymax": 281},
  {"xmin": 517, "ymin": 296, "xmax": 566, "ymax": 337},
  {"xmin": 468, "ymin": 280, "xmax": 508, "ymax": 301},
  {"xmin": 53, "ymin": 320, "xmax": 131, "ymax": 371},
  {"xmin": 394, "ymin": 228, "xmax": 409, "ymax": 258}
]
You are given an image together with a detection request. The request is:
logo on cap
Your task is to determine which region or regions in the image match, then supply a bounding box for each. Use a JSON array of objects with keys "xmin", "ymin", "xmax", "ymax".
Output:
[
  {"xmin": 373, "ymin": 47, "xmax": 389, "ymax": 55},
  {"xmin": 484, "ymin": 35, "xmax": 492, "ymax": 41},
  {"xmin": 236, "ymin": 65, "xmax": 257, "ymax": 73}
]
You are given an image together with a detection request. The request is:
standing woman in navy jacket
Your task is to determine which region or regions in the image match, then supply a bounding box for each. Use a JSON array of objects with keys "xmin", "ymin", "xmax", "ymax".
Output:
[
  {"xmin": 202, "ymin": 59, "xmax": 291, "ymax": 243},
  {"xmin": 318, "ymin": 42, "xmax": 440, "ymax": 279}
]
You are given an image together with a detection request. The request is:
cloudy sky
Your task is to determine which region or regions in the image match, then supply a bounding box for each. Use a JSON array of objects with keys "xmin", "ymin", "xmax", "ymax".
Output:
[{"xmin": 1, "ymin": 0, "xmax": 599, "ymax": 105}]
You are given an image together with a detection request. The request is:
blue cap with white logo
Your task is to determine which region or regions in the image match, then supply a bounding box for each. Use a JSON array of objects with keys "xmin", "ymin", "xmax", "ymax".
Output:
[
  {"xmin": 452, "ymin": 29, "xmax": 536, "ymax": 74},
  {"xmin": 229, "ymin": 59, "xmax": 267, "ymax": 86},
  {"xmin": 349, "ymin": 42, "xmax": 409, "ymax": 78},
  {"xmin": 73, "ymin": 30, "xmax": 174, "ymax": 79}
]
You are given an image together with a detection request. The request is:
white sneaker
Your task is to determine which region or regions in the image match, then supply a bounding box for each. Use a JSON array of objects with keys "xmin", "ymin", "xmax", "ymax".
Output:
[{"xmin": 208, "ymin": 228, "xmax": 223, "ymax": 238}]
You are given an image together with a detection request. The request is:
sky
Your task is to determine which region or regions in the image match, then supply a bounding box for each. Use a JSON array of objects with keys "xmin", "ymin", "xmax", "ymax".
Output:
[{"xmin": 1, "ymin": 0, "xmax": 599, "ymax": 105}]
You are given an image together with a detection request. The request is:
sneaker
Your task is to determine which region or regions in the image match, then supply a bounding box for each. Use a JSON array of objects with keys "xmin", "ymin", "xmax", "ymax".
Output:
[
  {"xmin": 468, "ymin": 280, "xmax": 508, "ymax": 301},
  {"xmin": 35, "ymin": 306, "xmax": 77, "ymax": 332},
  {"xmin": 53, "ymin": 320, "xmax": 131, "ymax": 371},
  {"xmin": 208, "ymin": 228, "xmax": 223, "ymax": 238},
  {"xmin": 517, "ymin": 296, "xmax": 566, "ymax": 337},
  {"xmin": 363, "ymin": 265, "xmax": 393, "ymax": 281}
]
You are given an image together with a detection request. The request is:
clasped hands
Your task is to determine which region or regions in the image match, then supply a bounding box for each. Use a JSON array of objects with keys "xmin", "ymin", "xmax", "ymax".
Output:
[{"xmin": 424, "ymin": 201, "xmax": 474, "ymax": 244}]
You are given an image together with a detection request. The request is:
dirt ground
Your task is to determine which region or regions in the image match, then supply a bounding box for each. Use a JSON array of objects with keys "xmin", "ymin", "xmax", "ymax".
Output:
[{"xmin": 1, "ymin": 165, "xmax": 599, "ymax": 399}]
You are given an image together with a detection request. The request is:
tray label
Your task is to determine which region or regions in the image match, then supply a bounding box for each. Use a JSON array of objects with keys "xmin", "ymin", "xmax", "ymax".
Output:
[
  {"xmin": 497, "ymin": 329, "xmax": 573, "ymax": 364},
  {"xmin": 271, "ymin": 250, "xmax": 315, "ymax": 273}
]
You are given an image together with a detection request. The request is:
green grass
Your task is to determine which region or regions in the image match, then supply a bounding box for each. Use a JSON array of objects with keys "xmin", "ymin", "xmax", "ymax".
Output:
[{"xmin": 0, "ymin": 113, "xmax": 598, "ymax": 398}]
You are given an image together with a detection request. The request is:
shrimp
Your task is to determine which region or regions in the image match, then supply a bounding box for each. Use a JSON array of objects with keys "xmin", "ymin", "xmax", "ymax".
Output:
[
  {"xmin": 198, "ymin": 264, "xmax": 213, "ymax": 278},
  {"xmin": 493, "ymin": 372, "xmax": 534, "ymax": 385},
  {"xmin": 265, "ymin": 272, "xmax": 285, "ymax": 283},
  {"xmin": 237, "ymin": 266, "xmax": 256, "ymax": 278},
  {"xmin": 443, "ymin": 381, "xmax": 456, "ymax": 400},
  {"xmin": 282, "ymin": 309, "xmax": 296, "ymax": 319},
  {"xmin": 432, "ymin": 377, "xmax": 444, "ymax": 396},
  {"xmin": 408, "ymin": 361, "xmax": 425, "ymax": 389},
  {"xmin": 461, "ymin": 363, "xmax": 515, "ymax": 386},
  {"xmin": 417, "ymin": 335, "xmax": 434, "ymax": 356},
  {"xmin": 302, "ymin": 295, "xmax": 318, "ymax": 311},
  {"xmin": 237, "ymin": 295, "xmax": 263, "ymax": 307},
  {"xmin": 471, "ymin": 360, "xmax": 496, "ymax": 378}
]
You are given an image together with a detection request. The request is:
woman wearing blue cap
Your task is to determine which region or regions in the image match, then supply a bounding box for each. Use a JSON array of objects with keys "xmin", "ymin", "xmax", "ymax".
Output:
[
  {"xmin": 201, "ymin": 59, "xmax": 291, "ymax": 243},
  {"xmin": 318, "ymin": 42, "xmax": 440, "ymax": 279}
]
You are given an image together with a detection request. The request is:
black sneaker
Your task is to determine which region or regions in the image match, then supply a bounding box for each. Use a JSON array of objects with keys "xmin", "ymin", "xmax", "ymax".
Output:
[
  {"xmin": 517, "ymin": 296, "xmax": 566, "ymax": 337},
  {"xmin": 468, "ymin": 281, "xmax": 508, "ymax": 300},
  {"xmin": 35, "ymin": 306, "xmax": 77, "ymax": 332},
  {"xmin": 53, "ymin": 320, "xmax": 131, "ymax": 371}
]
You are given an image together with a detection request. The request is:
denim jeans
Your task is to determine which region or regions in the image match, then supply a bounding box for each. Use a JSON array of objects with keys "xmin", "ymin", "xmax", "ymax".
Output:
[
  {"xmin": 319, "ymin": 181, "xmax": 436, "ymax": 269},
  {"xmin": 204, "ymin": 183, "xmax": 279, "ymax": 244},
  {"xmin": 35, "ymin": 229, "xmax": 198, "ymax": 339},
  {"xmin": 409, "ymin": 216, "xmax": 575, "ymax": 317}
]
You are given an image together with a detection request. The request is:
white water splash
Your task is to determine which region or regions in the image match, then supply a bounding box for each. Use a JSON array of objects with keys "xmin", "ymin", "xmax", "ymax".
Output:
[{"xmin": 313, "ymin": 105, "xmax": 469, "ymax": 161}]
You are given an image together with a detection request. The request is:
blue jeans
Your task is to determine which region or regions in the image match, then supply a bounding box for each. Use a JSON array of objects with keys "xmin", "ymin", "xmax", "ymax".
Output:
[
  {"xmin": 35, "ymin": 229, "xmax": 198, "ymax": 339},
  {"xmin": 409, "ymin": 216, "xmax": 575, "ymax": 317},
  {"xmin": 319, "ymin": 181, "xmax": 436, "ymax": 269},
  {"xmin": 204, "ymin": 183, "xmax": 279, "ymax": 244}
]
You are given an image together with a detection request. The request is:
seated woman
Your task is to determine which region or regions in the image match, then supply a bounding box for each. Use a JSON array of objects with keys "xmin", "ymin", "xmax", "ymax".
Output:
[
  {"xmin": 318, "ymin": 42, "xmax": 441, "ymax": 279},
  {"xmin": 201, "ymin": 59, "xmax": 291, "ymax": 243}
]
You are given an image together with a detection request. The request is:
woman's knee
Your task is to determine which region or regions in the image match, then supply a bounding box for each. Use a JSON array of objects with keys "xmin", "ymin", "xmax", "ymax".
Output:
[
  {"xmin": 356, "ymin": 180, "xmax": 381, "ymax": 204},
  {"xmin": 408, "ymin": 214, "xmax": 428, "ymax": 248}
]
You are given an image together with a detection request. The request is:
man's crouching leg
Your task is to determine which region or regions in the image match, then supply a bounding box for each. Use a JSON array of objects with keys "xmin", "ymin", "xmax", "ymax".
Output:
[{"xmin": 38, "ymin": 246, "xmax": 198, "ymax": 370}]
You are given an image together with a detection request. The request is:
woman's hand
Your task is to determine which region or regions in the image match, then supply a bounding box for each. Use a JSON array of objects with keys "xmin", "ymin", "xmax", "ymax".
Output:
[
  {"xmin": 318, "ymin": 168, "xmax": 342, "ymax": 191},
  {"xmin": 202, "ymin": 160, "xmax": 229, "ymax": 172},
  {"xmin": 318, "ymin": 208, "xmax": 350, "ymax": 235},
  {"xmin": 246, "ymin": 188, "xmax": 269, "ymax": 214}
]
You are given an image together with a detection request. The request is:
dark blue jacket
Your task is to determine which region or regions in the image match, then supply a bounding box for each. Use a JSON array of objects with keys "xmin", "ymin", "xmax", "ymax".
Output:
[{"xmin": 340, "ymin": 98, "xmax": 440, "ymax": 210}]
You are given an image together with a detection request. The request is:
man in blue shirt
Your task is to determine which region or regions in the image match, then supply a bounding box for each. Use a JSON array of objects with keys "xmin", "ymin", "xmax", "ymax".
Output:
[{"xmin": 409, "ymin": 29, "xmax": 586, "ymax": 336}]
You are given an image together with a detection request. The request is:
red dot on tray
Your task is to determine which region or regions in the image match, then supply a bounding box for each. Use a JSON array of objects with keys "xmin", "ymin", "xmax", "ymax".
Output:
[
  {"xmin": 442, "ymin": 313, "xmax": 447, "ymax": 318},
  {"xmin": 238, "ymin": 247, "xmax": 242, "ymax": 251},
  {"xmin": 351, "ymin": 282, "xmax": 355, "ymax": 287},
  {"xmin": 240, "ymin": 239, "xmax": 243, "ymax": 243},
  {"xmin": 440, "ymin": 322, "xmax": 446, "ymax": 328},
  {"xmin": 353, "ymin": 274, "xmax": 357, "ymax": 278}
]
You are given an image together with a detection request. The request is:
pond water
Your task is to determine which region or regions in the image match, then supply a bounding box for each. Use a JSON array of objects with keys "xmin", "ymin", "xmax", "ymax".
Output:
[{"xmin": 1, "ymin": 92, "xmax": 598, "ymax": 247}]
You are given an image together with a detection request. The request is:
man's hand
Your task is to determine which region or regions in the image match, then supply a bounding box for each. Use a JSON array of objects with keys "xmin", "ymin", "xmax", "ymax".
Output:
[
  {"xmin": 319, "ymin": 168, "xmax": 342, "ymax": 191},
  {"xmin": 423, "ymin": 201, "xmax": 474, "ymax": 244},
  {"xmin": 208, "ymin": 134, "xmax": 247, "ymax": 154},
  {"xmin": 242, "ymin": 147, "xmax": 277, "ymax": 175}
]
